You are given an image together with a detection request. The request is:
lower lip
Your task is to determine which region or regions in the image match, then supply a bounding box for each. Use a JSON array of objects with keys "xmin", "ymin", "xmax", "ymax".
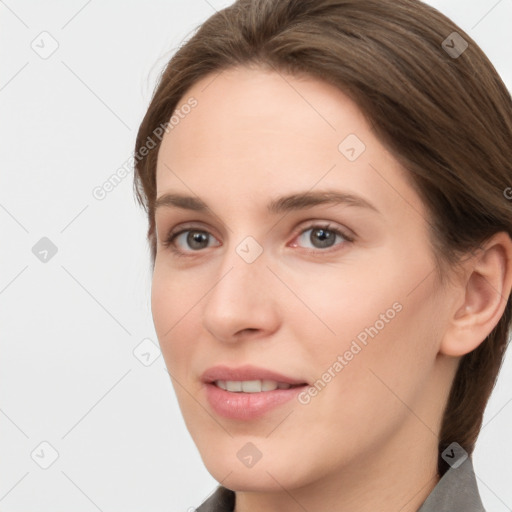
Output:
[{"xmin": 204, "ymin": 382, "xmax": 307, "ymax": 420}]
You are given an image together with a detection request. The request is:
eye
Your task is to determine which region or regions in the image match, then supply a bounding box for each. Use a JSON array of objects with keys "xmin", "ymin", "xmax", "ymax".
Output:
[
  {"xmin": 289, "ymin": 223, "xmax": 353, "ymax": 251},
  {"xmin": 162, "ymin": 226, "xmax": 221, "ymax": 256},
  {"xmin": 161, "ymin": 221, "xmax": 353, "ymax": 257}
]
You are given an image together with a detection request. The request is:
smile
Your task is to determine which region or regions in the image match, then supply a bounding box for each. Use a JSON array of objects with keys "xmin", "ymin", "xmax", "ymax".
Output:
[{"xmin": 213, "ymin": 379, "xmax": 303, "ymax": 392}]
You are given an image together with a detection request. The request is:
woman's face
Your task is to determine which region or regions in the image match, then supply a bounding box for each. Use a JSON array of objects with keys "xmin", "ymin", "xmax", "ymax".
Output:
[{"xmin": 151, "ymin": 66, "xmax": 458, "ymax": 491}]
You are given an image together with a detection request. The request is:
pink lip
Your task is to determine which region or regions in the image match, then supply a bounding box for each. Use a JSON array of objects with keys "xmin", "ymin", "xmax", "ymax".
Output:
[
  {"xmin": 201, "ymin": 365, "xmax": 309, "ymax": 421},
  {"xmin": 201, "ymin": 364, "xmax": 308, "ymax": 385}
]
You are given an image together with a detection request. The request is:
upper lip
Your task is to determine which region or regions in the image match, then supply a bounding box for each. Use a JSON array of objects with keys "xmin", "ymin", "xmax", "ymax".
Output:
[{"xmin": 201, "ymin": 365, "xmax": 308, "ymax": 385}]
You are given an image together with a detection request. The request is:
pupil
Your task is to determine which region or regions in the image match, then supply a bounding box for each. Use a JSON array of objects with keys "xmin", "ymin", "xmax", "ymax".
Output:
[
  {"xmin": 312, "ymin": 228, "xmax": 334, "ymax": 248},
  {"xmin": 188, "ymin": 231, "xmax": 208, "ymax": 249}
]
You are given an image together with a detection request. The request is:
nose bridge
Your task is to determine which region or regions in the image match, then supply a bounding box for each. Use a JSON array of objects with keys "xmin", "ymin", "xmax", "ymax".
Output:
[
  {"xmin": 217, "ymin": 233, "xmax": 268, "ymax": 292},
  {"xmin": 202, "ymin": 234, "xmax": 278, "ymax": 341}
]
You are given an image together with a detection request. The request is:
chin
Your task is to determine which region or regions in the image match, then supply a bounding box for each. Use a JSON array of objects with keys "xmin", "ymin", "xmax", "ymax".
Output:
[
  {"xmin": 206, "ymin": 463, "xmax": 299, "ymax": 492},
  {"xmin": 198, "ymin": 442, "xmax": 313, "ymax": 493}
]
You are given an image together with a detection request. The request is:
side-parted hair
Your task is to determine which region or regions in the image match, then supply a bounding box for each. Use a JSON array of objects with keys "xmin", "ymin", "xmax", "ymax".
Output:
[{"xmin": 134, "ymin": 0, "xmax": 512, "ymax": 476}]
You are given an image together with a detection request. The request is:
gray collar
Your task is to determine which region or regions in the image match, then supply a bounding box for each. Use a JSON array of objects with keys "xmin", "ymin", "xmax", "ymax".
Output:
[
  {"xmin": 196, "ymin": 485, "xmax": 234, "ymax": 512},
  {"xmin": 418, "ymin": 456, "xmax": 486, "ymax": 512},
  {"xmin": 197, "ymin": 456, "xmax": 486, "ymax": 512}
]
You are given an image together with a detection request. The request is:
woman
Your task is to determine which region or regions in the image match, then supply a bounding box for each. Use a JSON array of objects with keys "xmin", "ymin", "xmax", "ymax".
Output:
[{"xmin": 133, "ymin": 0, "xmax": 512, "ymax": 510}]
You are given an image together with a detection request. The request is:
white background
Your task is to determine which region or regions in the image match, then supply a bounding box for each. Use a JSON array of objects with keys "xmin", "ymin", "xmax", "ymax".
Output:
[{"xmin": 1, "ymin": 0, "xmax": 511, "ymax": 510}]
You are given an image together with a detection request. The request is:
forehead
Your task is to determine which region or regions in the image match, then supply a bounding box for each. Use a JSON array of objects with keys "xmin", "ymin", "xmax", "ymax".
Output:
[
  {"xmin": 159, "ymin": 65, "xmax": 368, "ymax": 162},
  {"xmin": 155, "ymin": 65, "xmax": 421, "ymax": 221}
]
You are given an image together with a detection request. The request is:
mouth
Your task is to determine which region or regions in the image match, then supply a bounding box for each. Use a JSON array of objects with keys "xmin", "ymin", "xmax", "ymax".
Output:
[
  {"xmin": 212, "ymin": 379, "xmax": 305, "ymax": 392},
  {"xmin": 201, "ymin": 365, "xmax": 309, "ymax": 420}
]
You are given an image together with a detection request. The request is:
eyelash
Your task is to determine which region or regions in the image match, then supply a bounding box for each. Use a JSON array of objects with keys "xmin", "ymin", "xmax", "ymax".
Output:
[{"xmin": 161, "ymin": 222, "xmax": 355, "ymax": 258}]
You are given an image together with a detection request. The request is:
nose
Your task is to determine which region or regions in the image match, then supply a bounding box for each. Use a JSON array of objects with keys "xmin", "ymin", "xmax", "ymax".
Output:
[{"xmin": 201, "ymin": 240, "xmax": 280, "ymax": 344}]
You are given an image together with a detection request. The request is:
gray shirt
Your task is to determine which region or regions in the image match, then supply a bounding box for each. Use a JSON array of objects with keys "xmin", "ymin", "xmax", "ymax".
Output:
[{"xmin": 196, "ymin": 456, "xmax": 486, "ymax": 511}]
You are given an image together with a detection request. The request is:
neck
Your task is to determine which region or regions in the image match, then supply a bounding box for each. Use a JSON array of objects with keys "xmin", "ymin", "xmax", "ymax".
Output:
[{"xmin": 233, "ymin": 419, "xmax": 440, "ymax": 512}]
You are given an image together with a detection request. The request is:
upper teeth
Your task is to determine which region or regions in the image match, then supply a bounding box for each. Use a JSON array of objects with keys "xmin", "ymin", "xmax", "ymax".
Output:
[{"xmin": 214, "ymin": 380, "xmax": 294, "ymax": 392}]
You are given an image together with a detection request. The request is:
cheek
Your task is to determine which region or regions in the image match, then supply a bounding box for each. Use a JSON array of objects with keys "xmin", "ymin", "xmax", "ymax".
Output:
[
  {"xmin": 151, "ymin": 257, "xmax": 207, "ymax": 323},
  {"xmin": 290, "ymin": 249, "xmax": 441, "ymax": 405},
  {"xmin": 151, "ymin": 271, "xmax": 175, "ymax": 341},
  {"xmin": 281, "ymin": 262, "xmax": 404, "ymax": 361},
  {"xmin": 150, "ymin": 265, "xmax": 200, "ymax": 371}
]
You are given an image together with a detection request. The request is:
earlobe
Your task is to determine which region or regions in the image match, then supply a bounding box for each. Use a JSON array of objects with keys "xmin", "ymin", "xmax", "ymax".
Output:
[{"xmin": 440, "ymin": 231, "xmax": 512, "ymax": 357}]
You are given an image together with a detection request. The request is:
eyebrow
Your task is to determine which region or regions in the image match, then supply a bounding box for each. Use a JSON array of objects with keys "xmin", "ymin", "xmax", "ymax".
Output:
[{"xmin": 154, "ymin": 190, "xmax": 380, "ymax": 215}]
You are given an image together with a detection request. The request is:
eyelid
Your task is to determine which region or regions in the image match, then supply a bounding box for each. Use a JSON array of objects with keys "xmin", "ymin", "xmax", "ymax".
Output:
[
  {"xmin": 289, "ymin": 221, "xmax": 355, "ymax": 244},
  {"xmin": 164, "ymin": 221, "xmax": 217, "ymax": 240}
]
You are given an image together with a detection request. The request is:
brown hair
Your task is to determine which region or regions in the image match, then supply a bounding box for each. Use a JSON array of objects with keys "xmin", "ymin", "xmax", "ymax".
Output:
[{"xmin": 133, "ymin": 0, "xmax": 512, "ymax": 477}]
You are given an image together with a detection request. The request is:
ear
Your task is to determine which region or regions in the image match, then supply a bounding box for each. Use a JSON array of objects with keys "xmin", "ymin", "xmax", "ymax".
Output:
[{"xmin": 440, "ymin": 231, "xmax": 512, "ymax": 357}]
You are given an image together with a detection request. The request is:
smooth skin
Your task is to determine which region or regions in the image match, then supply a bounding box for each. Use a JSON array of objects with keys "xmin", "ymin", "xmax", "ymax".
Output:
[{"xmin": 151, "ymin": 65, "xmax": 512, "ymax": 512}]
